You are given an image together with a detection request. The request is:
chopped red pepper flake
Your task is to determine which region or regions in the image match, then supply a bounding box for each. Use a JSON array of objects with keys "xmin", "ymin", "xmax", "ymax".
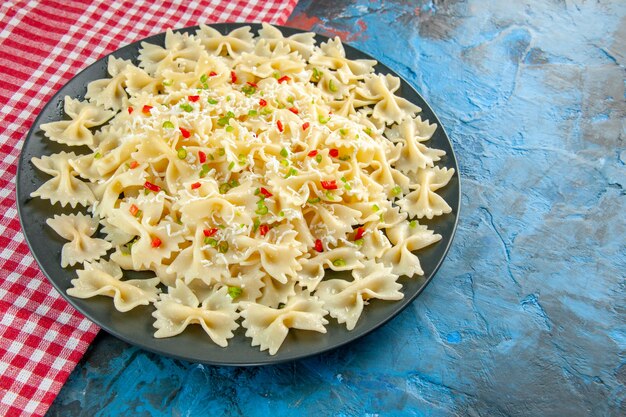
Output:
[
  {"xmin": 288, "ymin": 107, "xmax": 299, "ymax": 114},
  {"xmin": 128, "ymin": 106, "xmax": 134, "ymax": 114},
  {"xmin": 354, "ymin": 227, "xmax": 365, "ymax": 241},
  {"xmin": 321, "ymin": 180, "xmax": 338, "ymax": 190},
  {"xmin": 188, "ymin": 95, "xmax": 200, "ymax": 102},
  {"xmin": 129, "ymin": 204, "xmax": 139, "ymax": 216},
  {"xmin": 230, "ymin": 71, "xmax": 237, "ymax": 83},
  {"xmin": 277, "ymin": 120, "xmax": 284, "ymax": 132},
  {"xmin": 203, "ymin": 228, "xmax": 218, "ymax": 237},
  {"xmin": 179, "ymin": 127, "xmax": 190, "ymax": 138},
  {"xmin": 260, "ymin": 187, "xmax": 273, "ymax": 198},
  {"xmin": 191, "ymin": 182, "xmax": 201, "ymax": 190},
  {"xmin": 277, "ymin": 75, "xmax": 291, "ymax": 84},
  {"xmin": 259, "ymin": 98, "xmax": 267, "ymax": 107},
  {"xmin": 142, "ymin": 105, "xmax": 152, "ymax": 114},
  {"xmin": 259, "ymin": 224, "xmax": 269, "ymax": 236},
  {"xmin": 129, "ymin": 161, "xmax": 139, "ymax": 169},
  {"xmin": 307, "ymin": 149, "xmax": 318, "ymax": 157},
  {"xmin": 151, "ymin": 237, "xmax": 162, "ymax": 248},
  {"xmin": 302, "ymin": 122, "xmax": 310, "ymax": 131},
  {"xmin": 329, "ymin": 148, "xmax": 339, "ymax": 158},
  {"xmin": 144, "ymin": 181, "xmax": 161, "ymax": 193},
  {"xmin": 314, "ymin": 239, "xmax": 323, "ymax": 252},
  {"xmin": 247, "ymin": 81, "xmax": 258, "ymax": 88},
  {"xmin": 198, "ymin": 151, "xmax": 207, "ymax": 164},
  {"xmin": 209, "ymin": 71, "xmax": 217, "ymax": 77}
]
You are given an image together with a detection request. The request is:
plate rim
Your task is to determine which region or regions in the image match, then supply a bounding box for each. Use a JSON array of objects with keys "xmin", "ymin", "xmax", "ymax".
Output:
[{"xmin": 16, "ymin": 22, "xmax": 461, "ymax": 366}]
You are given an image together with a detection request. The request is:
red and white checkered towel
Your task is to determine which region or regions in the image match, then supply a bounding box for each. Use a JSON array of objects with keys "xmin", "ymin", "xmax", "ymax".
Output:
[{"xmin": 0, "ymin": 1, "xmax": 298, "ymax": 415}]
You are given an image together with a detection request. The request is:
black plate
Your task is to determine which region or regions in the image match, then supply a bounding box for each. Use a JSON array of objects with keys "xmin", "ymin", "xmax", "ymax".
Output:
[{"xmin": 16, "ymin": 23, "xmax": 460, "ymax": 366}]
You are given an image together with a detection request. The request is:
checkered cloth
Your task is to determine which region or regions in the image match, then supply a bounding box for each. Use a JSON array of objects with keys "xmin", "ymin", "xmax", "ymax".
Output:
[{"xmin": 0, "ymin": 1, "xmax": 298, "ymax": 416}]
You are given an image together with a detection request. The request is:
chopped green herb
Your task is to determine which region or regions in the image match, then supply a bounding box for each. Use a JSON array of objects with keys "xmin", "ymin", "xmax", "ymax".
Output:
[
  {"xmin": 219, "ymin": 183, "xmax": 232, "ymax": 194},
  {"xmin": 315, "ymin": 154, "xmax": 323, "ymax": 163},
  {"xmin": 218, "ymin": 148, "xmax": 225, "ymax": 156},
  {"xmin": 218, "ymin": 241, "xmax": 229, "ymax": 253},
  {"xmin": 204, "ymin": 237, "xmax": 218, "ymax": 246},
  {"xmin": 255, "ymin": 205, "xmax": 268, "ymax": 215},
  {"xmin": 307, "ymin": 197, "xmax": 321, "ymax": 204},
  {"xmin": 248, "ymin": 109, "xmax": 258, "ymax": 116},
  {"xmin": 280, "ymin": 159, "xmax": 289, "ymax": 167},
  {"xmin": 287, "ymin": 96, "xmax": 295, "ymax": 103},
  {"xmin": 228, "ymin": 286, "xmax": 242, "ymax": 299},
  {"xmin": 391, "ymin": 185, "xmax": 402, "ymax": 196},
  {"xmin": 328, "ymin": 79, "xmax": 338, "ymax": 92},
  {"xmin": 364, "ymin": 127, "xmax": 373, "ymax": 135},
  {"xmin": 226, "ymin": 96, "xmax": 231, "ymax": 101},
  {"xmin": 279, "ymin": 211, "xmax": 285, "ymax": 217},
  {"xmin": 135, "ymin": 210, "xmax": 143, "ymax": 218},
  {"xmin": 284, "ymin": 168, "xmax": 297, "ymax": 179},
  {"xmin": 340, "ymin": 176, "xmax": 348, "ymax": 183},
  {"xmin": 218, "ymin": 111, "xmax": 235, "ymax": 126},
  {"xmin": 272, "ymin": 71, "xmax": 280, "ymax": 79},
  {"xmin": 409, "ymin": 220, "xmax": 418, "ymax": 228},
  {"xmin": 339, "ymin": 128, "xmax": 347, "ymax": 135},
  {"xmin": 225, "ymin": 125, "xmax": 234, "ymax": 132},
  {"xmin": 228, "ymin": 161, "xmax": 235, "ymax": 170},
  {"xmin": 200, "ymin": 74, "xmax": 208, "ymax": 83},
  {"xmin": 354, "ymin": 239, "xmax": 364, "ymax": 246},
  {"xmin": 177, "ymin": 148, "xmax": 187, "ymax": 159},
  {"xmin": 238, "ymin": 154, "xmax": 246, "ymax": 165},
  {"xmin": 312, "ymin": 67, "xmax": 321, "ymax": 82},
  {"xmin": 372, "ymin": 204, "xmax": 380, "ymax": 212},
  {"xmin": 180, "ymin": 103, "xmax": 193, "ymax": 112},
  {"xmin": 208, "ymin": 153, "xmax": 215, "ymax": 160},
  {"xmin": 253, "ymin": 217, "xmax": 260, "ymax": 232},
  {"xmin": 280, "ymin": 148, "xmax": 289, "ymax": 158},
  {"xmin": 202, "ymin": 82, "xmax": 209, "ymax": 89},
  {"xmin": 339, "ymin": 155, "xmax": 351, "ymax": 161},
  {"xmin": 254, "ymin": 188, "xmax": 260, "ymax": 195},
  {"xmin": 162, "ymin": 121, "xmax": 174, "ymax": 129},
  {"xmin": 163, "ymin": 80, "xmax": 172, "ymax": 86},
  {"xmin": 93, "ymin": 152, "xmax": 102, "ymax": 159},
  {"xmin": 344, "ymin": 183, "xmax": 352, "ymax": 190},
  {"xmin": 318, "ymin": 114, "xmax": 329, "ymax": 124},
  {"xmin": 332, "ymin": 259, "xmax": 346, "ymax": 267},
  {"xmin": 199, "ymin": 164, "xmax": 210, "ymax": 178},
  {"xmin": 208, "ymin": 98, "xmax": 218, "ymax": 104},
  {"xmin": 260, "ymin": 107, "xmax": 273, "ymax": 116},
  {"xmin": 325, "ymin": 190, "xmax": 335, "ymax": 200},
  {"xmin": 242, "ymin": 84, "xmax": 256, "ymax": 96}
]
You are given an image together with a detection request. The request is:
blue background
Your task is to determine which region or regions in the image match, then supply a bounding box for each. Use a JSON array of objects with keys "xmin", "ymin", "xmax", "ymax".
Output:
[{"xmin": 48, "ymin": 0, "xmax": 625, "ymax": 415}]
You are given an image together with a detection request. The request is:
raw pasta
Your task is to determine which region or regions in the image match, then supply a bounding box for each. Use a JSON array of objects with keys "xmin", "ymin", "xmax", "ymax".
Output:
[{"xmin": 30, "ymin": 24, "xmax": 455, "ymax": 355}]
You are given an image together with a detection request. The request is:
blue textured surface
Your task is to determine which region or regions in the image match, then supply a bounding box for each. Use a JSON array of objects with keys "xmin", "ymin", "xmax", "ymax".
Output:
[{"xmin": 48, "ymin": 1, "xmax": 625, "ymax": 416}]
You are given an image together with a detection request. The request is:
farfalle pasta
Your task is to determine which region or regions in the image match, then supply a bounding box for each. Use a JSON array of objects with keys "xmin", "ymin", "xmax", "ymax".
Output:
[{"xmin": 30, "ymin": 24, "xmax": 455, "ymax": 355}]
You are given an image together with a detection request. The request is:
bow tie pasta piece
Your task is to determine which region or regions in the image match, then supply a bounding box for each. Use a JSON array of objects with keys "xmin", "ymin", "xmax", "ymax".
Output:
[
  {"xmin": 67, "ymin": 260, "xmax": 160, "ymax": 312},
  {"xmin": 310, "ymin": 37, "xmax": 377, "ymax": 84},
  {"xmin": 386, "ymin": 116, "xmax": 446, "ymax": 173},
  {"xmin": 381, "ymin": 222, "xmax": 442, "ymax": 277},
  {"xmin": 241, "ymin": 291, "xmax": 328, "ymax": 355},
  {"xmin": 152, "ymin": 280, "xmax": 239, "ymax": 347},
  {"xmin": 397, "ymin": 166, "xmax": 455, "ymax": 219},
  {"xmin": 139, "ymin": 29, "xmax": 204, "ymax": 75},
  {"xmin": 46, "ymin": 213, "xmax": 111, "ymax": 267},
  {"xmin": 40, "ymin": 97, "xmax": 114, "ymax": 147},
  {"xmin": 85, "ymin": 56, "xmax": 132, "ymax": 111},
  {"xmin": 356, "ymin": 74, "xmax": 421, "ymax": 125},
  {"xmin": 196, "ymin": 25, "xmax": 255, "ymax": 57},
  {"xmin": 257, "ymin": 23, "xmax": 316, "ymax": 59},
  {"xmin": 316, "ymin": 260, "xmax": 403, "ymax": 330},
  {"xmin": 31, "ymin": 152, "xmax": 95, "ymax": 208}
]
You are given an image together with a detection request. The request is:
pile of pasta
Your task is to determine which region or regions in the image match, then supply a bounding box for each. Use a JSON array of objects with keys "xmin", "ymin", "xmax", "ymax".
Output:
[{"xmin": 31, "ymin": 24, "xmax": 454, "ymax": 355}]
